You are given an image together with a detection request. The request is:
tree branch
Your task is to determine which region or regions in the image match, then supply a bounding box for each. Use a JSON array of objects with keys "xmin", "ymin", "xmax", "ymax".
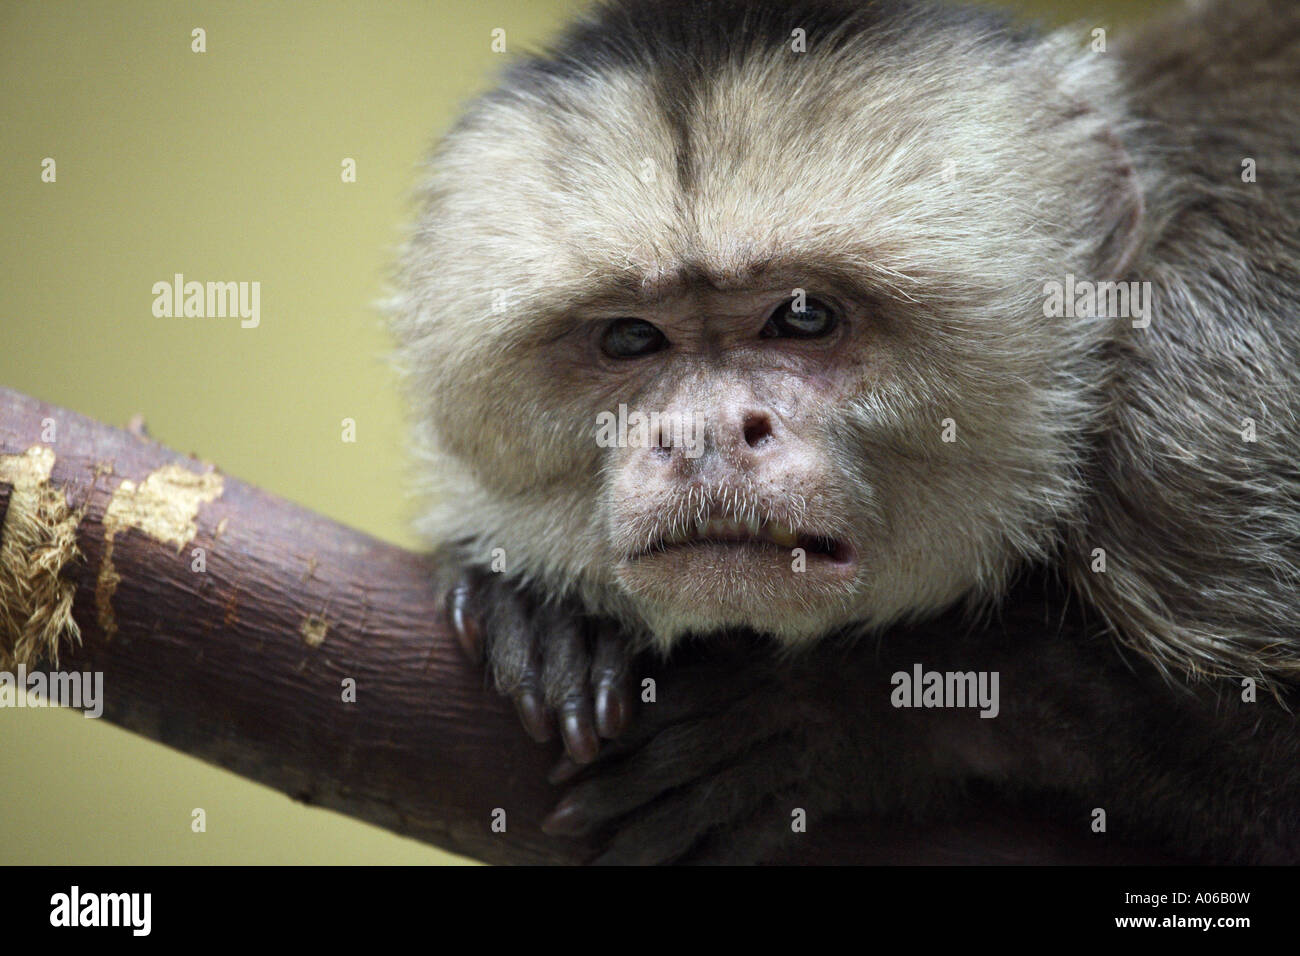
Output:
[{"xmin": 0, "ymin": 385, "xmax": 588, "ymax": 864}]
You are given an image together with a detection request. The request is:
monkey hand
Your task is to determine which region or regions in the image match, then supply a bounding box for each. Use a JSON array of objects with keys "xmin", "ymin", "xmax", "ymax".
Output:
[
  {"xmin": 539, "ymin": 638, "xmax": 860, "ymax": 864},
  {"xmin": 436, "ymin": 554, "xmax": 639, "ymax": 764}
]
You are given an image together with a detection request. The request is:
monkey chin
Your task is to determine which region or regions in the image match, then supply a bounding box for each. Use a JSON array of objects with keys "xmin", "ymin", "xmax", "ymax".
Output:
[{"xmin": 615, "ymin": 539, "xmax": 860, "ymax": 646}]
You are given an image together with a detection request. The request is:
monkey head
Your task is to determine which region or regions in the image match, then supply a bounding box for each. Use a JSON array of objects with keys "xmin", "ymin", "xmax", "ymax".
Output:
[{"xmin": 391, "ymin": 0, "xmax": 1145, "ymax": 649}]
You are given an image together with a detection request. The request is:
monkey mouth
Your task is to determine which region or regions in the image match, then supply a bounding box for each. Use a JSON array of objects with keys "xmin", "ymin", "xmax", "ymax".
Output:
[{"xmin": 633, "ymin": 515, "xmax": 856, "ymax": 566}]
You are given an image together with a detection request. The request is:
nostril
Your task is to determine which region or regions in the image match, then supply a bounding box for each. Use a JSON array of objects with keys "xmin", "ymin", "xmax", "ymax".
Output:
[{"xmin": 742, "ymin": 412, "xmax": 774, "ymax": 448}]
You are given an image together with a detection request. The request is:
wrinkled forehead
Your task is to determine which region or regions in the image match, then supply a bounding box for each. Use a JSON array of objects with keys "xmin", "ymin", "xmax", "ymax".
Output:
[{"xmin": 431, "ymin": 32, "xmax": 1037, "ymax": 316}]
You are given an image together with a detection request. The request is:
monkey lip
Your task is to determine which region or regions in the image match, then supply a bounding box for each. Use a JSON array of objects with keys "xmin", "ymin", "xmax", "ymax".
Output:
[{"xmin": 633, "ymin": 516, "xmax": 856, "ymax": 567}]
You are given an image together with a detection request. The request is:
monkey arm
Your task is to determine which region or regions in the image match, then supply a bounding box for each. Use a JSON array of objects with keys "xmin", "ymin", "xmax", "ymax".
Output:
[
  {"xmin": 0, "ymin": 385, "xmax": 1202, "ymax": 865},
  {"xmin": 553, "ymin": 614, "xmax": 1300, "ymax": 865}
]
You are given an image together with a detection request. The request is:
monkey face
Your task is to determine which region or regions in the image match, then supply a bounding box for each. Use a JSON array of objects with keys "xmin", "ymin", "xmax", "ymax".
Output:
[
  {"xmin": 592, "ymin": 287, "xmax": 865, "ymax": 641},
  {"xmin": 397, "ymin": 250, "xmax": 1091, "ymax": 646},
  {"xmin": 392, "ymin": 3, "xmax": 1137, "ymax": 646}
]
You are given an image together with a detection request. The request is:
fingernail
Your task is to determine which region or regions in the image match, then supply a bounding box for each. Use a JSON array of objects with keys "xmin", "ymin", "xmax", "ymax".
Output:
[
  {"xmin": 562, "ymin": 711, "xmax": 600, "ymax": 764},
  {"xmin": 541, "ymin": 797, "xmax": 585, "ymax": 837},
  {"xmin": 515, "ymin": 692, "xmax": 554, "ymax": 743},
  {"xmin": 449, "ymin": 586, "xmax": 483, "ymax": 664},
  {"xmin": 595, "ymin": 683, "xmax": 626, "ymax": 739},
  {"xmin": 547, "ymin": 757, "xmax": 583, "ymax": 785}
]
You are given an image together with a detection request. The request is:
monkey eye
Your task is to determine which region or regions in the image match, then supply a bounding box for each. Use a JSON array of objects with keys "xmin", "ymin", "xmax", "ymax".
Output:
[
  {"xmin": 761, "ymin": 296, "xmax": 838, "ymax": 339},
  {"xmin": 600, "ymin": 317, "xmax": 669, "ymax": 359}
]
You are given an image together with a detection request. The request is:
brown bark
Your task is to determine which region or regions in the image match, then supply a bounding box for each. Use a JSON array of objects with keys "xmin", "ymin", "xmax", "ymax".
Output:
[{"xmin": 0, "ymin": 385, "xmax": 583, "ymax": 864}]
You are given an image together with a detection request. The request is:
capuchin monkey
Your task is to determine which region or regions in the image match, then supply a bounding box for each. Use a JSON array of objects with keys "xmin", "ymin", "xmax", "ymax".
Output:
[{"xmin": 389, "ymin": 0, "xmax": 1300, "ymax": 863}]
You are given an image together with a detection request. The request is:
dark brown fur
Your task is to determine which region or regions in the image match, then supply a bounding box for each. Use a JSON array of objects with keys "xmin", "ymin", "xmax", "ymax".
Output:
[{"xmin": 393, "ymin": 0, "xmax": 1300, "ymax": 862}]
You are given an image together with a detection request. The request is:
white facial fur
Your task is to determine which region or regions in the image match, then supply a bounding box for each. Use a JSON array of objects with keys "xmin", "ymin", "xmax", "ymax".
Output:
[{"xmin": 390, "ymin": 3, "xmax": 1141, "ymax": 648}]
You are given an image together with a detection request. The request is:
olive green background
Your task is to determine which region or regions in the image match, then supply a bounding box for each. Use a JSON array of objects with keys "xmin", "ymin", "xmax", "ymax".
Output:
[{"xmin": 0, "ymin": 0, "xmax": 1163, "ymax": 864}]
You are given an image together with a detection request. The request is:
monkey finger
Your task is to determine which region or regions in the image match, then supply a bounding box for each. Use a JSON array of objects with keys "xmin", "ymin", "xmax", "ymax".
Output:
[
  {"xmin": 611, "ymin": 657, "xmax": 772, "ymax": 743},
  {"xmin": 545, "ymin": 722, "xmax": 653, "ymax": 784},
  {"xmin": 588, "ymin": 745, "xmax": 805, "ymax": 865},
  {"xmin": 541, "ymin": 706, "xmax": 792, "ymax": 836},
  {"xmin": 549, "ymin": 662, "xmax": 789, "ymax": 787},
  {"xmin": 591, "ymin": 623, "xmax": 636, "ymax": 739},
  {"xmin": 559, "ymin": 697, "xmax": 600, "ymax": 765},
  {"xmin": 513, "ymin": 687, "xmax": 556, "ymax": 744},
  {"xmin": 547, "ymin": 755, "xmax": 585, "ymax": 786},
  {"xmin": 446, "ymin": 572, "xmax": 486, "ymax": 665},
  {"xmin": 537, "ymin": 603, "xmax": 600, "ymax": 764},
  {"xmin": 485, "ymin": 587, "xmax": 554, "ymax": 743}
]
